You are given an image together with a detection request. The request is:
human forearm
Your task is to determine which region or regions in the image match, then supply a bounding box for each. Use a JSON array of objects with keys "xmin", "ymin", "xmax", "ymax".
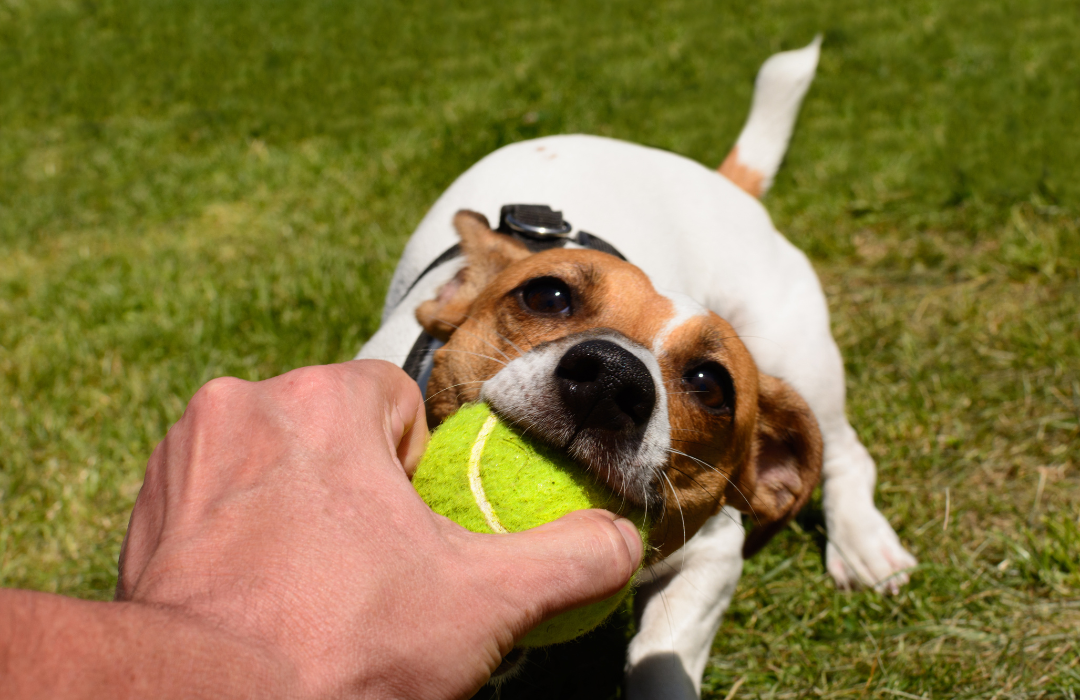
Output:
[{"xmin": 0, "ymin": 589, "xmax": 295, "ymax": 699}]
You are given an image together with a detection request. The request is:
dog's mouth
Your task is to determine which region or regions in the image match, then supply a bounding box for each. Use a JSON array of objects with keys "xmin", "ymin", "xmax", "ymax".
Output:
[{"xmin": 479, "ymin": 329, "xmax": 670, "ymax": 510}]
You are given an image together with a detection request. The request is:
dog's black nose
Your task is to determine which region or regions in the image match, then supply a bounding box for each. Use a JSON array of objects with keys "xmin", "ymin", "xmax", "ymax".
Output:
[{"xmin": 555, "ymin": 339, "xmax": 657, "ymax": 432}]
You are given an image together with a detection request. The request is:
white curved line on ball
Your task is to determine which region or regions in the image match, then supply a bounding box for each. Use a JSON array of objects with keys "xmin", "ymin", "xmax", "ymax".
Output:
[{"xmin": 469, "ymin": 414, "xmax": 507, "ymax": 533}]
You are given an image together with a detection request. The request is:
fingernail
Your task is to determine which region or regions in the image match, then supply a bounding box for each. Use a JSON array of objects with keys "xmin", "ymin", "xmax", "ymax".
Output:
[{"xmin": 614, "ymin": 518, "xmax": 643, "ymax": 570}]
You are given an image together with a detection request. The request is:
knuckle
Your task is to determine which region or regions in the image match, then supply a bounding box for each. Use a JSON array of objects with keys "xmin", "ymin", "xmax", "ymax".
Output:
[
  {"xmin": 283, "ymin": 360, "xmax": 413, "ymax": 410},
  {"xmin": 346, "ymin": 359, "xmax": 417, "ymax": 398},
  {"xmin": 282, "ymin": 364, "xmax": 343, "ymax": 401},
  {"xmin": 187, "ymin": 376, "xmax": 248, "ymax": 418},
  {"xmin": 349, "ymin": 358, "xmax": 402, "ymax": 380},
  {"xmin": 274, "ymin": 365, "xmax": 366, "ymax": 430}
]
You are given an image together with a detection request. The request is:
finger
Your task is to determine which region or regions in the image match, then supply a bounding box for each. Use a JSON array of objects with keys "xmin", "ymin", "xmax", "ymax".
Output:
[
  {"xmin": 466, "ymin": 509, "xmax": 643, "ymax": 642},
  {"xmin": 394, "ymin": 384, "xmax": 428, "ymax": 477},
  {"xmin": 115, "ymin": 438, "xmax": 173, "ymax": 599},
  {"xmin": 339, "ymin": 360, "xmax": 428, "ymax": 476}
]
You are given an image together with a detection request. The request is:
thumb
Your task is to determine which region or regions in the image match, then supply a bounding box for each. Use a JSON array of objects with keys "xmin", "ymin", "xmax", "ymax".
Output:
[{"xmin": 467, "ymin": 509, "xmax": 644, "ymax": 643}]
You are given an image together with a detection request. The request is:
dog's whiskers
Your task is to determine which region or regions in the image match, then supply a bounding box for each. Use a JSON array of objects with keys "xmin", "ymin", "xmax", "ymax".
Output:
[
  {"xmin": 659, "ymin": 470, "xmax": 687, "ymax": 552},
  {"xmin": 671, "ymin": 437, "xmax": 725, "ymax": 450},
  {"xmin": 666, "ymin": 448, "xmax": 733, "ymax": 478},
  {"xmin": 423, "ymin": 380, "xmax": 487, "ymax": 404},
  {"xmin": 667, "ymin": 463, "xmax": 722, "ymax": 502},
  {"xmin": 422, "ymin": 348, "xmax": 508, "ymax": 367},
  {"xmin": 667, "ymin": 448, "xmax": 757, "ymax": 521},
  {"xmin": 460, "ymin": 312, "xmax": 528, "ymax": 360},
  {"xmin": 426, "ymin": 315, "xmax": 513, "ymax": 362}
]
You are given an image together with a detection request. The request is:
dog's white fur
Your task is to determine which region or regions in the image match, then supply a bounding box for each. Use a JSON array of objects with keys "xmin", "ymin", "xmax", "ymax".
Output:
[
  {"xmin": 359, "ymin": 38, "xmax": 915, "ymax": 698},
  {"xmin": 480, "ymin": 329, "xmax": 674, "ymax": 507}
]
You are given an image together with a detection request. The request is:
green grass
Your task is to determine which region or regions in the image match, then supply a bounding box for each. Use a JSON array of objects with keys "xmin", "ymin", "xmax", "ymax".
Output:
[{"xmin": 1, "ymin": 0, "xmax": 1078, "ymax": 697}]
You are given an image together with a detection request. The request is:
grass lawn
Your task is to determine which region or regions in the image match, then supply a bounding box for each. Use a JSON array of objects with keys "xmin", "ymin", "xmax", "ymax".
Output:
[{"xmin": 2, "ymin": 0, "xmax": 1078, "ymax": 697}]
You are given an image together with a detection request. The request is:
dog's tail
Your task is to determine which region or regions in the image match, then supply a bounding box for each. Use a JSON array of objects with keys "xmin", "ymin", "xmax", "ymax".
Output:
[{"xmin": 718, "ymin": 35, "xmax": 822, "ymax": 198}]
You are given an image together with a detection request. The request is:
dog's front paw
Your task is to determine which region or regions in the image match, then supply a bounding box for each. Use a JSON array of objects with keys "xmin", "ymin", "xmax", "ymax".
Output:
[{"xmin": 825, "ymin": 505, "xmax": 916, "ymax": 594}]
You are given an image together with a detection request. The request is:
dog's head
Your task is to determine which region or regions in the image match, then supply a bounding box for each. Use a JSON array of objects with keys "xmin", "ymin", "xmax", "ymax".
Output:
[{"xmin": 417, "ymin": 210, "xmax": 822, "ymax": 560}]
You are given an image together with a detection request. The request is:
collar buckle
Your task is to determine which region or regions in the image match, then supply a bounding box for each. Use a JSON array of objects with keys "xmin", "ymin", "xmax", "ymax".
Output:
[{"xmin": 498, "ymin": 204, "xmax": 572, "ymax": 240}]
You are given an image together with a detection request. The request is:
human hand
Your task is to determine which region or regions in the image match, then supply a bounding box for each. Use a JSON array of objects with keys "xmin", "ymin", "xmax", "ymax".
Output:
[{"xmin": 115, "ymin": 360, "xmax": 642, "ymax": 699}]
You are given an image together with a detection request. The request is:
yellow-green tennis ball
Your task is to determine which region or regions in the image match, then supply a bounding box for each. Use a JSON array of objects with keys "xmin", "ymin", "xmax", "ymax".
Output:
[{"xmin": 412, "ymin": 402, "xmax": 650, "ymax": 647}]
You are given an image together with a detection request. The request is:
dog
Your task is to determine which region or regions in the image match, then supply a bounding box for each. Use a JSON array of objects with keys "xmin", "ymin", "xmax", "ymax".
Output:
[{"xmin": 357, "ymin": 37, "xmax": 916, "ymax": 698}]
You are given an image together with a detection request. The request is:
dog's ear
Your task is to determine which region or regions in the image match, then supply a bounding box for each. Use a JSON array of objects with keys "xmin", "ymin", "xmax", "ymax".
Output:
[
  {"xmin": 416, "ymin": 210, "xmax": 531, "ymax": 342},
  {"xmin": 727, "ymin": 374, "xmax": 823, "ymax": 557}
]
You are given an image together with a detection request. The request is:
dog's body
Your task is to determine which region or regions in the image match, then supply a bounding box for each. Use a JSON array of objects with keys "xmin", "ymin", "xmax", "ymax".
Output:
[{"xmin": 359, "ymin": 39, "xmax": 914, "ymax": 699}]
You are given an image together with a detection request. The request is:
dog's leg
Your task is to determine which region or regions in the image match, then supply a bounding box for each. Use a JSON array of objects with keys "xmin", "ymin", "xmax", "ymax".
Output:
[
  {"xmin": 796, "ymin": 326, "xmax": 918, "ymax": 593},
  {"xmin": 625, "ymin": 506, "xmax": 744, "ymax": 700},
  {"xmin": 820, "ymin": 420, "xmax": 918, "ymax": 594},
  {"xmin": 716, "ymin": 33, "xmax": 916, "ymax": 591}
]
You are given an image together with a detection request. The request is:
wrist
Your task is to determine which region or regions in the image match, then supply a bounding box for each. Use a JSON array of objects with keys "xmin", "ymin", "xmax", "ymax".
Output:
[{"xmin": 0, "ymin": 589, "xmax": 301, "ymax": 699}]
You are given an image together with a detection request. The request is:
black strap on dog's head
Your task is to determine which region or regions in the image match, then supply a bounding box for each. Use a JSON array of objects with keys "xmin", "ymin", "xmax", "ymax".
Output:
[
  {"xmin": 494, "ymin": 204, "xmax": 625, "ymax": 262},
  {"xmin": 401, "ymin": 204, "xmax": 626, "ymax": 385}
]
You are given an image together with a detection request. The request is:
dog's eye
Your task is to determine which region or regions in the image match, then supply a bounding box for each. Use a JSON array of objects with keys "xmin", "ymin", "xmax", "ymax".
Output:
[
  {"xmin": 683, "ymin": 363, "xmax": 733, "ymax": 414},
  {"xmin": 520, "ymin": 277, "xmax": 572, "ymax": 316}
]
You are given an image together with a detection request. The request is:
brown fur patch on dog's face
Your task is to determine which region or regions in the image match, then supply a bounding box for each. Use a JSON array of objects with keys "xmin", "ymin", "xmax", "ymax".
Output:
[{"xmin": 417, "ymin": 210, "xmax": 821, "ymax": 559}]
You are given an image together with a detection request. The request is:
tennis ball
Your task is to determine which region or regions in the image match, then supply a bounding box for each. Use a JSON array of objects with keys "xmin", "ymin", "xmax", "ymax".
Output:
[{"xmin": 412, "ymin": 402, "xmax": 650, "ymax": 647}]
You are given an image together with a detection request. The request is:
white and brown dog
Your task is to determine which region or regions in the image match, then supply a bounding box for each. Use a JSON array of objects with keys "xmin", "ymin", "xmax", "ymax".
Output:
[{"xmin": 358, "ymin": 38, "xmax": 916, "ymax": 698}]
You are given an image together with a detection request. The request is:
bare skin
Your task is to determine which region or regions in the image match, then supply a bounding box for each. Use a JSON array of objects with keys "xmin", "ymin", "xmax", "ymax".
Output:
[{"xmin": 0, "ymin": 360, "xmax": 643, "ymax": 700}]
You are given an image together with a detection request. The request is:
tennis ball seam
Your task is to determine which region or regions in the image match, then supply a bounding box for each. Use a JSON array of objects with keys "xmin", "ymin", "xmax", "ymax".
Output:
[{"xmin": 468, "ymin": 413, "xmax": 507, "ymax": 533}]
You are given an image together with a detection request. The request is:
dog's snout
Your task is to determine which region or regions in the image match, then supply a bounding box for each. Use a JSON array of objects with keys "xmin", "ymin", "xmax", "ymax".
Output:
[{"xmin": 555, "ymin": 340, "xmax": 657, "ymax": 431}]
